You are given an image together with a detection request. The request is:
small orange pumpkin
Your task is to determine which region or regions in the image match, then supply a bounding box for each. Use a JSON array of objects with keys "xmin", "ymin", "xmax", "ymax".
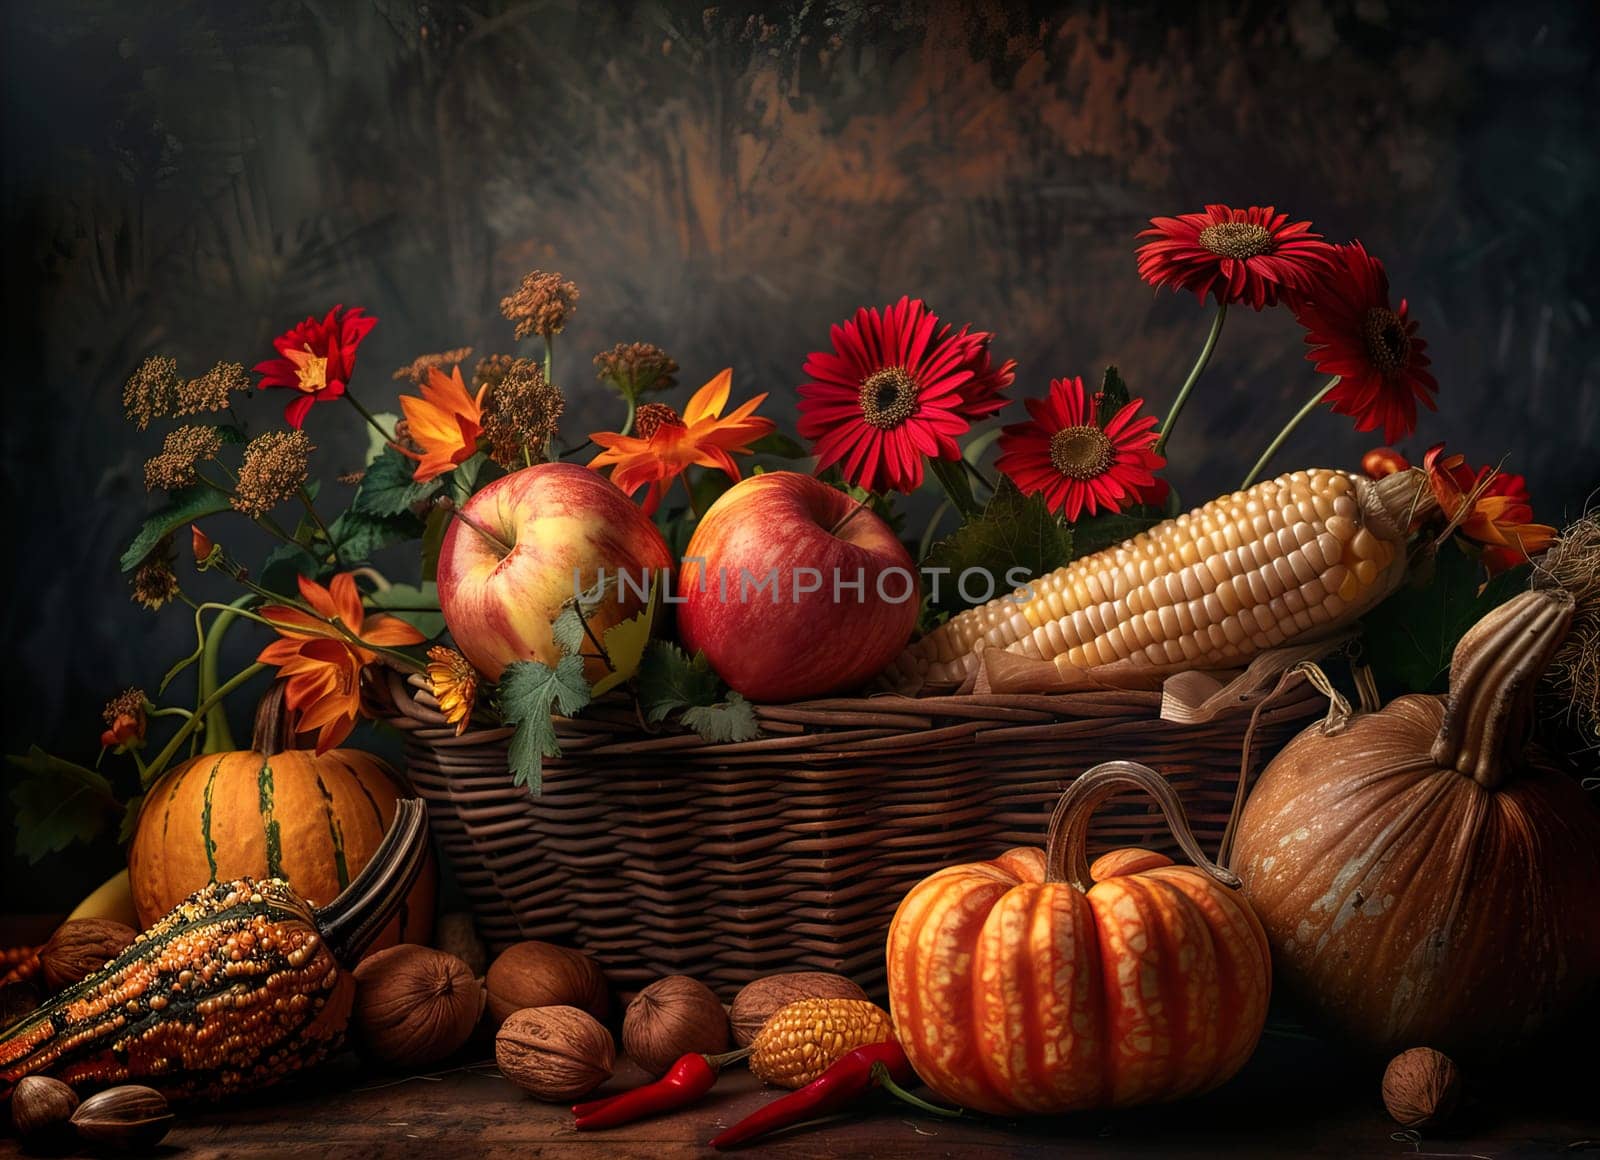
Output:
[
  {"xmin": 128, "ymin": 683, "xmax": 435, "ymax": 954},
  {"xmin": 886, "ymin": 762, "xmax": 1270, "ymax": 1115}
]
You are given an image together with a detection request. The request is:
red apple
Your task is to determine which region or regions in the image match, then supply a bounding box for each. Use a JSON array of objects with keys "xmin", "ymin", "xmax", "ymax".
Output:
[
  {"xmin": 437, "ymin": 462, "xmax": 673, "ymax": 682},
  {"xmin": 678, "ymin": 471, "xmax": 920, "ymax": 702}
]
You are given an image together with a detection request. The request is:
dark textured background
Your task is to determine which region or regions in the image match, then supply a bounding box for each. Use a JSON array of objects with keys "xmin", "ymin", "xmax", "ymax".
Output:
[{"xmin": 3, "ymin": 0, "xmax": 1597, "ymax": 908}]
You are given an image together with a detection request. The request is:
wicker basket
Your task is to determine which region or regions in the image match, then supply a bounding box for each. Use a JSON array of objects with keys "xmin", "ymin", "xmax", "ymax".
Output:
[{"xmin": 368, "ymin": 666, "xmax": 1323, "ymax": 999}]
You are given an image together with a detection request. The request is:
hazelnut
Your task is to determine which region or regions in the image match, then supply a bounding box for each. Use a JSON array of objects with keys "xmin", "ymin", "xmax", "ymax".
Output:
[
  {"xmin": 622, "ymin": 976, "xmax": 729, "ymax": 1078},
  {"xmin": 485, "ymin": 942, "xmax": 608, "ymax": 1027},
  {"xmin": 70, "ymin": 1084, "xmax": 174, "ymax": 1151},
  {"xmin": 495, "ymin": 1006, "xmax": 614, "ymax": 1101},
  {"xmin": 12, "ymin": 1075, "xmax": 78, "ymax": 1148},
  {"xmin": 352, "ymin": 944, "xmax": 484, "ymax": 1068},
  {"xmin": 39, "ymin": 919, "xmax": 137, "ymax": 990},
  {"xmin": 730, "ymin": 971, "xmax": 869, "ymax": 1047},
  {"xmin": 1382, "ymin": 1046, "xmax": 1460, "ymax": 1129},
  {"xmin": 434, "ymin": 912, "xmax": 488, "ymax": 977}
]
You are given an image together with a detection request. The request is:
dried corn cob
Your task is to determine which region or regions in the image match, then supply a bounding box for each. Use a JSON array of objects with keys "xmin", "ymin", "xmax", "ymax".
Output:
[
  {"xmin": 747, "ymin": 997, "xmax": 895, "ymax": 1089},
  {"xmin": 906, "ymin": 468, "xmax": 1430, "ymax": 689}
]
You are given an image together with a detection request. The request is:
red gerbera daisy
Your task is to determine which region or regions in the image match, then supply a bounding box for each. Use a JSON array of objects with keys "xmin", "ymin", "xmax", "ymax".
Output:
[
  {"xmin": 255, "ymin": 305, "xmax": 377, "ymax": 428},
  {"xmin": 1136, "ymin": 204, "xmax": 1335, "ymax": 311},
  {"xmin": 995, "ymin": 376, "xmax": 1166, "ymax": 522},
  {"xmin": 797, "ymin": 297, "xmax": 1006, "ymax": 494},
  {"xmin": 1291, "ymin": 242, "xmax": 1438, "ymax": 444}
]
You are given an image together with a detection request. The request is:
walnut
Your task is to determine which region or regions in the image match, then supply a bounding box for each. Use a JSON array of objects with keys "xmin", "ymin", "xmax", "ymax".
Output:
[
  {"xmin": 434, "ymin": 912, "xmax": 488, "ymax": 977},
  {"xmin": 485, "ymin": 941, "xmax": 608, "ymax": 1027},
  {"xmin": 40, "ymin": 919, "xmax": 137, "ymax": 990},
  {"xmin": 352, "ymin": 944, "xmax": 484, "ymax": 1068},
  {"xmin": 1382, "ymin": 1047, "xmax": 1460, "ymax": 1129},
  {"xmin": 622, "ymin": 976, "xmax": 729, "ymax": 1078},
  {"xmin": 730, "ymin": 971, "xmax": 869, "ymax": 1047},
  {"xmin": 495, "ymin": 1006, "xmax": 614, "ymax": 1101}
]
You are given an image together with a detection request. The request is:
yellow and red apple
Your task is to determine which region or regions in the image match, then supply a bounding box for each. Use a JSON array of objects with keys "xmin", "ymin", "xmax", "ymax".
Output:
[
  {"xmin": 678, "ymin": 471, "xmax": 920, "ymax": 702},
  {"xmin": 436, "ymin": 462, "xmax": 673, "ymax": 683}
]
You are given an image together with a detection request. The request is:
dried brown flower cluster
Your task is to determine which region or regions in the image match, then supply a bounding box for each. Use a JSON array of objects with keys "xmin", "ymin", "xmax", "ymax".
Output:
[
  {"xmin": 233, "ymin": 430, "xmax": 313, "ymax": 518},
  {"xmin": 143, "ymin": 425, "xmax": 223, "ymax": 491},
  {"xmin": 480, "ymin": 359, "xmax": 565, "ymax": 468},
  {"xmin": 394, "ymin": 347, "xmax": 475, "ymax": 384},
  {"xmin": 501, "ymin": 271, "xmax": 579, "ymax": 341},
  {"xmin": 176, "ymin": 361, "xmax": 251, "ymax": 416},
  {"xmin": 123, "ymin": 356, "xmax": 180, "ymax": 430},
  {"xmin": 130, "ymin": 538, "xmax": 180, "ymax": 611},
  {"xmin": 594, "ymin": 342, "xmax": 678, "ymax": 398},
  {"xmin": 473, "ymin": 354, "xmax": 516, "ymax": 392}
]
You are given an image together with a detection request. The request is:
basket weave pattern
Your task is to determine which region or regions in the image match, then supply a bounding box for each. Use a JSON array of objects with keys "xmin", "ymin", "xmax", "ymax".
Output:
[{"xmin": 370, "ymin": 668, "xmax": 1323, "ymax": 999}]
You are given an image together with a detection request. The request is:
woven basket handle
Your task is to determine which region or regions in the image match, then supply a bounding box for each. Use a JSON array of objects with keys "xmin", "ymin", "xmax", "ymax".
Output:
[{"xmin": 1044, "ymin": 760, "xmax": 1242, "ymax": 893}]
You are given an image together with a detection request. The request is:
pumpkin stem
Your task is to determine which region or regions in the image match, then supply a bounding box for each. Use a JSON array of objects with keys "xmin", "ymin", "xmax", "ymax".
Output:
[
  {"xmin": 315, "ymin": 798, "xmax": 431, "ymax": 967},
  {"xmin": 250, "ymin": 681, "xmax": 297, "ymax": 757},
  {"xmin": 1430, "ymin": 588, "xmax": 1573, "ymax": 789},
  {"xmin": 1045, "ymin": 761, "xmax": 1241, "ymax": 892}
]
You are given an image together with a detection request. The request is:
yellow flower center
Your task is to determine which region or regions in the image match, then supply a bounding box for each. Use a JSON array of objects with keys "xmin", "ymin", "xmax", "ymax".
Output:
[
  {"xmin": 286, "ymin": 345, "xmax": 329, "ymax": 394},
  {"xmin": 1198, "ymin": 222, "xmax": 1274, "ymax": 260},
  {"xmin": 858, "ymin": 366, "xmax": 919, "ymax": 430},
  {"xmin": 1362, "ymin": 306, "xmax": 1411, "ymax": 373},
  {"xmin": 1049, "ymin": 425, "xmax": 1114, "ymax": 480}
]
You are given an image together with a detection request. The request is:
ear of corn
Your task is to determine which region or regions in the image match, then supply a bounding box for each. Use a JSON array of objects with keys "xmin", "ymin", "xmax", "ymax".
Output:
[
  {"xmin": 747, "ymin": 997, "xmax": 895, "ymax": 1089},
  {"xmin": 906, "ymin": 468, "xmax": 1429, "ymax": 689}
]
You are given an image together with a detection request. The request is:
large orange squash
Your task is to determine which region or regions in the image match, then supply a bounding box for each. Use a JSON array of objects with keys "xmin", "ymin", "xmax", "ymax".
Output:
[
  {"xmin": 1232, "ymin": 588, "xmax": 1600, "ymax": 1058},
  {"xmin": 886, "ymin": 762, "xmax": 1270, "ymax": 1115},
  {"xmin": 128, "ymin": 684, "xmax": 435, "ymax": 954}
]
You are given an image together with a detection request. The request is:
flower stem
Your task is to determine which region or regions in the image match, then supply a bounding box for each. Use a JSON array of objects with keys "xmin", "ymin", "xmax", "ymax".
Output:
[
  {"xmin": 620, "ymin": 392, "xmax": 637, "ymax": 439},
  {"xmin": 197, "ymin": 597, "xmax": 252, "ymax": 753},
  {"xmin": 299, "ymin": 486, "xmax": 344, "ymax": 569},
  {"xmin": 930, "ymin": 456, "xmax": 982, "ymax": 519},
  {"xmin": 143, "ymin": 662, "xmax": 267, "ymax": 783},
  {"xmin": 1241, "ymin": 377, "xmax": 1341, "ymax": 489},
  {"xmin": 543, "ymin": 335, "xmax": 554, "ymax": 390},
  {"xmin": 1154, "ymin": 302, "xmax": 1228, "ymax": 456},
  {"xmin": 343, "ymin": 389, "xmax": 396, "ymax": 443}
]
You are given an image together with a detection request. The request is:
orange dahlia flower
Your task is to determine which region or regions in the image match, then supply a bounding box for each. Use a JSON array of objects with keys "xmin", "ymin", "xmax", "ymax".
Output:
[
  {"xmin": 1423, "ymin": 444, "xmax": 1556, "ymax": 575},
  {"xmin": 257, "ymin": 572, "xmax": 425, "ymax": 752},
  {"xmin": 588, "ymin": 368, "xmax": 775, "ymax": 515},
  {"xmin": 396, "ymin": 365, "xmax": 488, "ymax": 482}
]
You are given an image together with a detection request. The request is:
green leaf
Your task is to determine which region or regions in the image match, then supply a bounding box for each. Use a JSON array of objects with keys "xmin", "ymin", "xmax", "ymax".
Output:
[
  {"xmin": 330, "ymin": 509, "xmax": 425, "ymax": 563},
  {"xmin": 499, "ymin": 657, "xmax": 592, "ymax": 794},
  {"xmin": 120, "ymin": 485, "xmax": 232, "ymax": 571},
  {"xmin": 420, "ymin": 502, "xmax": 450, "ymax": 582},
  {"xmin": 365, "ymin": 412, "xmax": 402, "ymax": 466},
  {"xmin": 1068, "ymin": 508, "xmax": 1165, "ymax": 559},
  {"xmin": 922, "ymin": 477, "xmax": 1074, "ymax": 616},
  {"xmin": 689, "ymin": 468, "xmax": 735, "ymax": 516},
  {"xmin": 551, "ymin": 606, "xmax": 586, "ymax": 655},
  {"xmin": 261, "ymin": 542, "xmax": 329, "ymax": 595},
  {"xmin": 6, "ymin": 747, "xmax": 119, "ymax": 862},
  {"xmin": 636, "ymin": 642, "xmax": 722, "ymax": 723},
  {"xmin": 681, "ymin": 693, "xmax": 760, "ymax": 743},
  {"xmin": 749, "ymin": 432, "xmax": 808, "ymax": 459},
  {"xmin": 1360, "ymin": 541, "xmax": 1529, "ymax": 696},
  {"xmin": 367, "ymin": 582, "xmax": 445, "ymax": 639},
  {"xmin": 352, "ymin": 446, "xmax": 443, "ymax": 518},
  {"xmin": 118, "ymin": 794, "xmax": 146, "ymax": 845},
  {"xmin": 216, "ymin": 423, "xmax": 249, "ymax": 444},
  {"xmin": 1097, "ymin": 365, "xmax": 1130, "ymax": 415}
]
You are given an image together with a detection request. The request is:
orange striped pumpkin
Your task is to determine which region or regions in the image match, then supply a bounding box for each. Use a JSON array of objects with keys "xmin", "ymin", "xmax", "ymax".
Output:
[
  {"xmin": 128, "ymin": 685, "xmax": 435, "ymax": 955},
  {"xmin": 886, "ymin": 761, "xmax": 1270, "ymax": 1115}
]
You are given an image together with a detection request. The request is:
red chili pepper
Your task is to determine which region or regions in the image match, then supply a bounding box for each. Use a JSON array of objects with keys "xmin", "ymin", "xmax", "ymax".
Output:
[
  {"xmin": 710, "ymin": 1039, "xmax": 951, "ymax": 1151},
  {"xmin": 572, "ymin": 1049, "xmax": 744, "ymax": 1131}
]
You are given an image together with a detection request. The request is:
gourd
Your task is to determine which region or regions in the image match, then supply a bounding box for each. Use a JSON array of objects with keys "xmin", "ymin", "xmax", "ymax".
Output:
[
  {"xmin": 128, "ymin": 684, "xmax": 435, "ymax": 952},
  {"xmin": 886, "ymin": 763, "xmax": 1270, "ymax": 1114},
  {"xmin": 0, "ymin": 800, "xmax": 430, "ymax": 1104},
  {"xmin": 1231, "ymin": 588, "xmax": 1600, "ymax": 1057}
]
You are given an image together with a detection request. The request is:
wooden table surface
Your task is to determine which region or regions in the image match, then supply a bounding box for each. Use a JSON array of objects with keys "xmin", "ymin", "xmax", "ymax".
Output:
[{"xmin": 147, "ymin": 1026, "xmax": 1594, "ymax": 1159}]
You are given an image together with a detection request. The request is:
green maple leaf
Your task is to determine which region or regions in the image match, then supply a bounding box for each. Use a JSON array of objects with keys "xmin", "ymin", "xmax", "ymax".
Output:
[
  {"xmin": 499, "ymin": 657, "xmax": 592, "ymax": 795},
  {"xmin": 636, "ymin": 643, "xmax": 723, "ymax": 723},
  {"xmin": 922, "ymin": 477, "xmax": 1074, "ymax": 615},
  {"xmin": 681, "ymin": 694, "xmax": 760, "ymax": 743}
]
